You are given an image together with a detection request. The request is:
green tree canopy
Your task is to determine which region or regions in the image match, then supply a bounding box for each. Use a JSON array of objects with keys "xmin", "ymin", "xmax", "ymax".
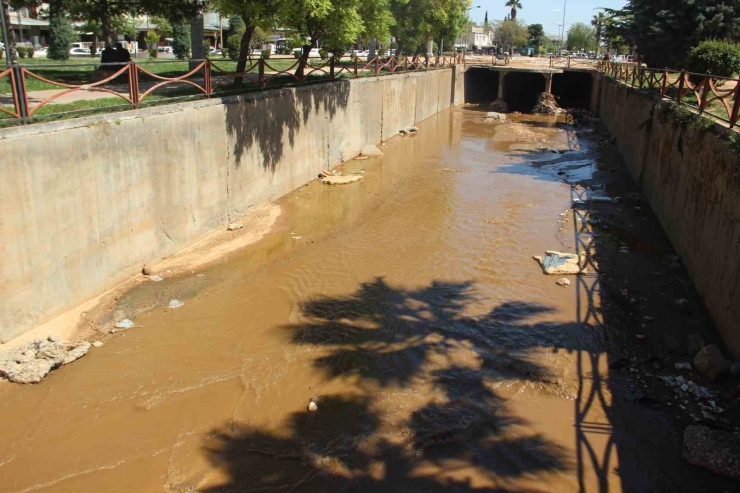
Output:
[
  {"xmin": 390, "ymin": 0, "xmax": 468, "ymax": 56},
  {"xmin": 498, "ymin": 19, "xmax": 528, "ymax": 52},
  {"xmin": 504, "ymin": 0, "xmax": 521, "ymax": 21},
  {"xmin": 47, "ymin": 0, "xmax": 75, "ymax": 60},
  {"xmin": 566, "ymin": 22, "xmax": 595, "ymax": 52},
  {"xmin": 605, "ymin": 0, "xmax": 740, "ymax": 67},
  {"xmin": 527, "ymin": 23, "xmax": 544, "ymax": 47}
]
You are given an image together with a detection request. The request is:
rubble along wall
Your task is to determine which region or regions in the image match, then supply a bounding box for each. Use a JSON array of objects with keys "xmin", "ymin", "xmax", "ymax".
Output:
[
  {"xmin": 0, "ymin": 68, "xmax": 463, "ymax": 343},
  {"xmin": 599, "ymin": 77, "xmax": 740, "ymax": 355}
]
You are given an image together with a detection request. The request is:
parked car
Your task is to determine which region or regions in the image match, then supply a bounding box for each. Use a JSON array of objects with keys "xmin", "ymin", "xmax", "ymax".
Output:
[
  {"xmin": 158, "ymin": 46, "xmax": 173, "ymax": 53},
  {"xmin": 69, "ymin": 47, "xmax": 90, "ymax": 56},
  {"xmin": 35, "ymin": 46, "xmax": 48, "ymax": 57}
]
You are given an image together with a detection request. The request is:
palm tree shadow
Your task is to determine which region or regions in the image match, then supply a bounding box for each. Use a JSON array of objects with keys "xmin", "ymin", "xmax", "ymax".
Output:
[{"xmin": 200, "ymin": 278, "xmax": 581, "ymax": 492}]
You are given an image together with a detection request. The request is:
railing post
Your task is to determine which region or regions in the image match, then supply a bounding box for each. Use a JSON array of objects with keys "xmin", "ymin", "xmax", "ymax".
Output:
[
  {"xmin": 375, "ymin": 56, "xmax": 379, "ymax": 75},
  {"xmin": 677, "ymin": 71, "xmax": 685, "ymax": 103},
  {"xmin": 698, "ymin": 76, "xmax": 710, "ymax": 113},
  {"xmin": 127, "ymin": 61, "xmax": 139, "ymax": 108},
  {"xmin": 258, "ymin": 57, "xmax": 265, "ymax": 88},
  {"xmin": 13, "ymin": 66, "xmax": 29, "ymax": 122},
  {"xmin": 354, "ymin": 57, "xmax": 358, "ymax": 77},
  {"xmin": 730, "ymin": 80, "xmax": 740, "ymax": 127},
  {"xmin": 660, "ymin": 70, "xmax": 667, "ymax": 95},
  {"xmin": 204, "ymin": 60, "xmax": 212, "ymax": 95}
]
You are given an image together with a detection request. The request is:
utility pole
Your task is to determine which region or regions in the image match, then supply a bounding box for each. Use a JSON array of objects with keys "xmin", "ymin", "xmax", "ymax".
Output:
[
  {"xmin": 0, "ymin": 0, "xmax": 12, "ymax": 65},
  {"xmin": 561, "ymin": 0, "xmax": 567, "ymax": 49}
]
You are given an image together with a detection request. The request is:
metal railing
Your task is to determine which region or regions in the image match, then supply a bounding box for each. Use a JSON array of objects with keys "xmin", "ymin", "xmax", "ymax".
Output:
[
  {"xmin": 597, "ymin": 60, "xmax": 740, "ymax": 128},
  {"xmin": 549, "ymin": 56, "xmax": 600, "ymax": 69},
  {"xmin": 463, "ymin": 53, "xmax": 510, "ymax": 66},
  {"xmin": 0, "ymin": 54, "xmax": 461, "ymax": 127}
]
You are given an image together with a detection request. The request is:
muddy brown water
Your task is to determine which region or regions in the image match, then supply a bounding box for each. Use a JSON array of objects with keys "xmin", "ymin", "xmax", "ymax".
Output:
[{"xmin": 0, "ymin": 108, "xmax": 621, "ymax": 492}]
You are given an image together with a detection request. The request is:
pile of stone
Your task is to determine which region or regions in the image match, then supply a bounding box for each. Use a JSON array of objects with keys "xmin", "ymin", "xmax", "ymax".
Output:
[
  {"xmin": 533, "ymin": 92, "xmax": 564, "ymax": 115},
  {"xmin": 0, "ymin": 337, "xmax": 91, "ymax": 384}
]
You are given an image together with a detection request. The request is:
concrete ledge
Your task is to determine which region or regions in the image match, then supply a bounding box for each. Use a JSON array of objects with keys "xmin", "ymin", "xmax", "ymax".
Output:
[
  {"xmin": 599, "ymin": 77, "xmax": 740, "ymax": 355},
  {"xmin": 0, "ymin": 67, "xmax": 461, "ymax": 343}
]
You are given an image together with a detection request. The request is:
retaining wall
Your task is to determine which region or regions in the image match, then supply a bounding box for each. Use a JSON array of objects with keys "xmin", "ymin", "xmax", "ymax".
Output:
[
  {"xmin": 0, "ymin": 66, "xmax": 464, "ymax": 343},
  {"xmin": 599, "ymin": 77, "xmax": 740, "ymax": 355}
]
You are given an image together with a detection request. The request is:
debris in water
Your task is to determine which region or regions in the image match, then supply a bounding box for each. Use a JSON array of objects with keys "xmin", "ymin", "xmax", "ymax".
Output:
[
  {"xmin": 636, "ymin": 334, "xmax": 646, "ymax": 340},
  {"xmin": 318, "ymin": 169, "xmax": 336, "ymax": 178},
  {"xmin": 675, "ymin": 362, "xmax": 693, "ymax": 370},
  {"xmin": 484, "ymin": 112, "xmax": 506, "ymax": 122},
  {"xmin": 694, "ymin": 345, "xmax": 730, "ymax": 381},
  {"xmin": 408, "ymin": 126, "xmax": 419, "ymax": 133},
  {"xmin": 91, "ymin": 341, "xmax": 104, "ymax": 348},
  {"xmin": 399, "ymin": 128, "xmax": 409, "ymax": 136},
  {"xmin": 227, "ymin": 223, "xmax": 244, "ymax": 231},
  {"xmin": 142, "ymin": 265, "xmax": 155, "ymax": 276},
  {"xmin": 115, "ymin": 319, "xmax": 135, "ymax": 329},
  {"xmin": 320, "ymin": 175, "xmax": 363, "ymax": 185},
  {"xmin": 0, "ymin": 338, "xmax": 91, "ymax": 384},
  {"xmin": 308, "ymin": 400, "xmax": 318, "ymax": 412},
  {"xmin": 533, "ymin": 92, "xmax": 564, "ymax": 115},
  {"xmin": 168, "ymin": 300, "xmax": 184, "ymax": 309},
  {"xmin": 150, "ymin": 275, "xmax": 163, "ymax": 282},
  {"xmin": 555, "ymin": 278, "xmax": 571, "ymax": 287},
  {"xmin": 533, "ymin": 251, "xmax": 587, "ymax": 275}
]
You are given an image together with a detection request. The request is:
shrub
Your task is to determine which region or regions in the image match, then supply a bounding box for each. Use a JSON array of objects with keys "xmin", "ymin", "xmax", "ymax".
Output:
[
  {"xmin": 686, "ymin": 40, "xmax": 740, "ymax": 79},
  {"xmin": 48, "ymin": 5, "xmax": 73, "ymax": 60},
  {"xmin": 261, "ymin": 49, "xmax": 271, "ymax": 59},
  {"xmin": 221, "ymin": 48, "xmax": 228, "ymax": 58},
  {"xmin": 227, "ymin": 34, "xmax": 242, "ymax": 61},
  {"xmin": 172, "ymin": 23, "xmax": 191, "ymax": 60},
  {"xmin": 0, "ymin": 47, "xmax": 4, "ymax": 59},
  {"xmin": 17, "ymin": 47, "xmax": 27, "ymax": 59},
  {"xmin": 318, "ymin": 48, "xmax": 328, "ymax": 60},
  {"xmin": 146, "ymin": 30, "xmax": 160, "ymax": 58},
  {"xmin": 27, "ymin": 47, "xmax": 35, "ymax": 58}
]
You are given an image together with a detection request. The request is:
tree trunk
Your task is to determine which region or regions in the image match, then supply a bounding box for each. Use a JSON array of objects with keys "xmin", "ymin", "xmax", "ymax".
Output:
[
  {"xmin": 2, "ymin": 3, "xmax": 17, "ymax": 61},
  {"xmin": 296, "ymin": 43, "xmax": 311, "ymax": 81},
  {"xmin": 101, "ymin": 0, "xmax": 112, "ymax": 47},
  {"xmin": 234, "ymin": 24, "xmax": 254, "ymax": 85},
  {"xmin": 16, "ymin": 9, "xmax": 22, "ymax": 44}
]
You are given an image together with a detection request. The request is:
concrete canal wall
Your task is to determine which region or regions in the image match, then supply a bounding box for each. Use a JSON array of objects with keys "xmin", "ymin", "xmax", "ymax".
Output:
[
  {"xmin": 0, "ymin": 66, "xmax": 463, "ymax": 343},
  {"xmin": 599, "ymin": 77, "xmax": 740, "ymax": 355}
]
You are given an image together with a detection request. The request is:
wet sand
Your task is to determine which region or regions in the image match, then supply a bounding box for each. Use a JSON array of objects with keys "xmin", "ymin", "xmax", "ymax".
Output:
[{"xmin": 0, "ymin": 108, "xmax": 733, "ymax": 492}]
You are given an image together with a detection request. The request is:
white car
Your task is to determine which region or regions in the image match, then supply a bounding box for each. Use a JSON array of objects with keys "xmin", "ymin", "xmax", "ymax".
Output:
[
  {"xmin": 69, "ymin": 47, "xmax": 90, "ymax": 56},
  {"xmin": 34, "ymin": 46, "xmax": 48, "ymax": 57}
]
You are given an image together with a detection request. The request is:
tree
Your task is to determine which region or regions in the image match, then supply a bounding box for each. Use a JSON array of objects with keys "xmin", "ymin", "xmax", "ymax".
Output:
[
  {"xmin": 47, "ymin": 0, "xmax": 75, "ymax": 60},
  {"xmin": 483, "ymin": 10, "xmax": 489, "ymax": 32},
  {"xmin": 591, "ymin": 12, "xmax": 605, "ymax": 56},
  {"xmin": 249, "ymin": 26, "xmax": 268, "ymax": 51},
  {"xmin": 606, "ymin": 0, "xmax": 740, "ymax": 67},
  {"xmin": 498, "ymin": 19, "xmax": 527, "ymax": 54},
  {"xmin": 566, "ymin": 22, "xmax": 595, "ymax": 52},
  {"xmin": 390, "ymin": 0, "xmax": 467, "ymax": 56},
  {"xmin": 146, "ymin": 30, "xmax": 160, "ymax": 56},
  {"xmin": 212, "ymin": 0, "xmax": 281, "ymax": 83},
  {"xmin": 504, "ymin": 0, "xmax": 521, "ymax": 21},
  {"xmin": 527, "ymin": 23, "xmax": 544, "ymax": 48},
  {"xmin": 172, "ymin": 22, "xmax": 191, "ymax": 59},
  {"xmin": 150, "ymin": 15, "xmax": 173, "ymax": 37}
]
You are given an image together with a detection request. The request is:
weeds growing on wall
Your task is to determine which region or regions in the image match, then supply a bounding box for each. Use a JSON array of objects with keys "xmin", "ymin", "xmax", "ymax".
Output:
[{"xmin": 655, "ymin": 101, "xmax": 740, "ymax": 153}]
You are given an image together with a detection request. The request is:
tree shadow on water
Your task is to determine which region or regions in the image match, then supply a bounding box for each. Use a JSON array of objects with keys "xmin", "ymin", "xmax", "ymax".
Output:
[
  {"xmin": 223, "ymin": 80, "xmax": 351, "ymax": 173},
  {"xmin": 201, "ymin": 278, "xmax": 588, "ymax": 492}
]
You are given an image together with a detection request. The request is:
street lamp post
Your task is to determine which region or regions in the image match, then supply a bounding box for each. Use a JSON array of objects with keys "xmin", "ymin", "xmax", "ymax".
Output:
[
  {"xmin": 0, "ymin": 0, "xmax": 13, "ymax": 66},
  {"xmin": 561, "ymin": 0, "xmax": 567, "ymax": 48}
]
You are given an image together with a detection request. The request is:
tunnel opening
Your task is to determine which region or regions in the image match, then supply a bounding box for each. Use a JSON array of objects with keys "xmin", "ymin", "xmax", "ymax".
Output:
[
  {"xmin": 464, "ymin": 67, "xmax": 500, "ymax": 104},
  {"xmin": 552, "ymin": 71, "xmax": 593, "ymax": 110},
  {"xmin": 503, "ymin": 72, "xmax": 546, "ymax": 112}
]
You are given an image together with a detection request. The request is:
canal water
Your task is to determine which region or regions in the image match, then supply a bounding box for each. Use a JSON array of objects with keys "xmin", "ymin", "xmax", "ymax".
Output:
[{"xmin": 0, "ymin": 108, "xmax": 620, "ymax": 492}]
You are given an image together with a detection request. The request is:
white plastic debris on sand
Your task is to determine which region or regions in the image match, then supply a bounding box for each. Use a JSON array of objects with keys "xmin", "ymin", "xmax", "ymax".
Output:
[{"xmin": 533, "ymin": 251, "xmax": 587, "ymax": 275}]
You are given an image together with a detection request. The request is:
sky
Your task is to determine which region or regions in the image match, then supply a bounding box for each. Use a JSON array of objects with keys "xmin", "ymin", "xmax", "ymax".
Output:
[{"xmin": 468, "ymin": 0, "xmax": 628, "ymax": 38}]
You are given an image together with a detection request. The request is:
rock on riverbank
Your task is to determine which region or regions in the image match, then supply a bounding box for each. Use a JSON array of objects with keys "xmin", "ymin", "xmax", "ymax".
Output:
[{"xmin": 0, "ymin": 337, "xmax": 92, "ymax": 384}]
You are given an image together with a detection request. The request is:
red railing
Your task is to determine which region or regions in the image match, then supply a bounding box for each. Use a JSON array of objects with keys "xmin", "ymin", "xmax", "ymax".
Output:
[
  {"xmin": 549, "ymin": 56, "xmax": 599, "ymax": 69},
  {"xmin": 597, "ymin": 61, "xmax": 740, "ymax": 127},
  {"xmin": 0, "ymin": 55, "xmax": 459, "ymax": 126}
]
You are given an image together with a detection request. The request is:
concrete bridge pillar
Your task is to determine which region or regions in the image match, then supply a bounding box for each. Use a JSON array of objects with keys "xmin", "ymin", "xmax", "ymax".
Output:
[
  {"xmin": 497, "ymin": 71, "xmax": 506, "ymax": 100},
  {"xmin": 544, "ymin": 73, "xmax": 553, "ymax": 93}
]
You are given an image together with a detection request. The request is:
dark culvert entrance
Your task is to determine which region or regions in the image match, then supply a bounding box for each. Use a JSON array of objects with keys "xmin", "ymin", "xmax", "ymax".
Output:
[
  {"xmin": 464, "ymin": 68, "xmax": 499, "ymax": 104},
  {"xmin": 552, "ymin": 72, "xmax": 593, "ymax": 110},
  {"xmin": 503, "ymin": 72, "xmax": 546, "ymax": 112}
]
